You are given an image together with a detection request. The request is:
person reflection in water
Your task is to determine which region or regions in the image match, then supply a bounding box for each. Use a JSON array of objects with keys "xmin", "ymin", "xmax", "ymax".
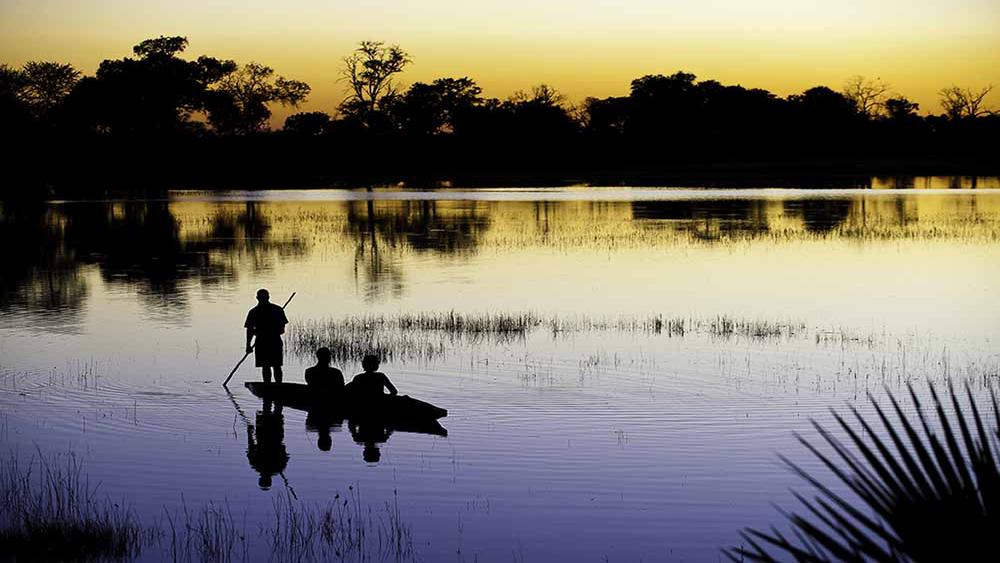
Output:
[
  {"xmin": 246, "ymin": 400, "xmax": 289, "ymax": 489},
  {"xmin": 304, "ymin": 347, "xmax": 344, "ymax": 392},
  {"xmin": 346, "ymin": 354, "xmax": 398, "ymax": 398},
  {"xmin": 244, "ymin": 288, "xmax": 288, "ymax": 383},
  {"xmin": 307, "ymin": 410, "xmax": 337, "ymax": 452},
  {"xmin": 349, "ymin": 419, "xmax": 393, "ymax": 463}
]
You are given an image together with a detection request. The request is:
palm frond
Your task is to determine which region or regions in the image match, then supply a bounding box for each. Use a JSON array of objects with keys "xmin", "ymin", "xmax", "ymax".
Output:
[{"xmin": 725, "ymin": 382, "xmax": 1000, "ymax": 562}]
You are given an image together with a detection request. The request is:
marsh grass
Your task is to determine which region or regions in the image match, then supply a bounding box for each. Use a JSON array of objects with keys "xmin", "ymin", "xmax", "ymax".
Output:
[
  {"xmin": 161, "ymin": 486, "xmax": 415, "ymax": 563},
  {"xmin": 1, "ymin": 451, "xmax": 415, "ymax": 562},
  {"xmin": 726, "ymin": 383, "xmax": 1000, "ymax": 562},
  {"xmin": 289, "ymin": 312, "xmax": 807, "ymax": 362},
  {"xmin": 163, "ymin": 500, "xmax": 249, "ymax": 563},
  {"xmin": 0, "ymin": 451, "xmax": 150, "ymax": 562}
]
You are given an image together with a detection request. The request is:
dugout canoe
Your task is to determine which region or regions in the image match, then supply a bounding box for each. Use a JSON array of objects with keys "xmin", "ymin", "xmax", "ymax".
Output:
[{"xmin": 244, "ymin": 382, "xmax": 448, "ymax": 420}]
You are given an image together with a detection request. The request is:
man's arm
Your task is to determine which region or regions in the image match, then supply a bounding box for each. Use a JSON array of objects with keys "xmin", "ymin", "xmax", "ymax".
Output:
[
  {"xmin": 383, "ymin": 374, "xmax": 398, "ymax": 396},
  {"xmin": 245, "ymin": 310, "xmax": 255, "ymax": 353},
  {"xmin": 278, "ymin": 307, "xmax": 288, "ymax": 335}
]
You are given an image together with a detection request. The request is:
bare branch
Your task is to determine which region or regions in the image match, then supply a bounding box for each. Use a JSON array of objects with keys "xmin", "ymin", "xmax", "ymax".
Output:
[
  {"xmin": 939, "ymin": 85, "xmax": 995, "ymax": 119},
  {"xmin": 842, "ymin": 75, "xmax": 890, "ymax": 118}
]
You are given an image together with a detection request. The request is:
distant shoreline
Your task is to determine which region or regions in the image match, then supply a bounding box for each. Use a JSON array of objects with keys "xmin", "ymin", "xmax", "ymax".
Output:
[{"xmin": 6, "ymin": 156, "xmax": 999, "ymax": 199}]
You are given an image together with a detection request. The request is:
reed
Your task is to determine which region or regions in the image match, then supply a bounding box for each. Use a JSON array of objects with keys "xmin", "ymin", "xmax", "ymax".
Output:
[
  {"xmin": 1, "ymin": 450, "xmax": 416, "ymax": 562},
  {"xmin": 726, "ymin": 382, "xmax": 1000, "ymax": 562},
  {"xmin": 162, "ymin": 488, "xmax": 416, "ymax": 563},
  {"xmin": 0, "ymin": 450, "xmax": 150, "ymax": 561},
  {"xmin": 289, "ymin": 311, "xmax": 807, "ymax": 363}
]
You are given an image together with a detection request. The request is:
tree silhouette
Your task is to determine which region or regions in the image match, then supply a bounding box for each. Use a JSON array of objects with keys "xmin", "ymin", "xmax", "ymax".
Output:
[
  {"xmin": 133, "ymin": 36, "xmax": 190, "ymax": 58},
  {"xmin": 3, "ymin": 35, "xmax": 1000, "ymax": 191},
  {"xmin": 939, "ymin": 85, "xmax": 994, "ymax": 119},
  {"xmin": 13, "ymin": 62, "xmax": 80, "ymax": 119},
  {"xmin": 283, "ymin": 111, "xmax": 332, "ymax": 136},
  {"xmin": 210, "ymin": 62, "xmax": 310, "ymax": 133},
  {"xmin": 502, "ymin": 84, "xmax": 577, "ymax": 139},
  {"xmin": 843, "ymin": 75, "xmax": 890, "ymax": 118},
  {"xmin": 391, "ymin": 77, "xmax": 483, "ymax": 136},
  {"xmin": 580, "ymin": 95, "xmax": 629, "ymax": 137},
  {"xmin": 64, "ymin": 36, "xmax": 236, "ymax": 135},
  {"xmin": 340, "ymin": 41, "xmax": 411, "ymax": 130},
  {"xmin": 884, "ymin": 97, "xmax": 920, "ymax": 121},
  {"xmin": 0, "ymin": 64, "xmax": 31, "ymax": 131}
]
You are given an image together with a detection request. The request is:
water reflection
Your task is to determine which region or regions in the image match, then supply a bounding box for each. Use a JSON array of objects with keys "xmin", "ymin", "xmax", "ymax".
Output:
[
  {"xmin": 2, "ymin": 189, "xmax": 1000, "ymax": 330},
  {"xmin": 248, "ymin": 396, "xmax": 449, "ymax": 466},
  {"xmin": 0, "ymin": 201, "xmax": 89, "ymax": 331},
  {"xmin": 870, "ymin": 176, "xmax": 1000, "ymax": 190},
  {"xmin": 246, "ymin": 401, "xmax": 289, "ymax": 490},
  {"xmin": 346, "ymin": 199, "xmax": 491, "ymax": 301},
  {"xmin": 306, "ymin": 408, "xmax": 344, "ymax": 452},
  {"xmin": 631, "ymin": 199, "xmax": 771, "ymax": 239},
  {"xmin": 0, "ymin": 200, "xmax": 306, "ymax": 325},
  {"xmin": 783, "ymin": 199, "xmax": 853, "ymax": 233}
]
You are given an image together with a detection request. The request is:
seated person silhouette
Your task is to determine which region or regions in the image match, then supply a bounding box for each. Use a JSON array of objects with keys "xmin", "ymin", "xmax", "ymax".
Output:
[
  {"xmin": 346, "ymin": 354, "xmax": 398, "ymax": 399},
  {"xmin": 304, "ymin": 347, "xmax": 344, "ymax": 393}
]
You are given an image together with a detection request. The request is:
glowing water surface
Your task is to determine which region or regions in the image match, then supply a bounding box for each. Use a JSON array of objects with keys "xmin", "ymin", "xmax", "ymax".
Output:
[{"xmin": 1, "ymin": 183, "xmax": 998, "ymax": 561}]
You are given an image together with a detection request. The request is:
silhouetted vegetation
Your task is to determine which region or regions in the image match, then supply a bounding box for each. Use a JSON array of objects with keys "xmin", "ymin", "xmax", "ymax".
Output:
[
  {"xmin": 0, "ymin": 451, "xmax": 416, "ymax": 562},
  {"xmin": 288, "ymin": 312, "xmax": 809, "ymax": 363},
  {"xmin": 2, "ymin": 36, "xmax": 998, "ymax": 194},
  {"xmin": 0, "ymin": 452, "xmax": 150, "ymax": 561},
  {"xmin": 727, "ymin": 383, "xmax": 1000, "ymax": 562}
]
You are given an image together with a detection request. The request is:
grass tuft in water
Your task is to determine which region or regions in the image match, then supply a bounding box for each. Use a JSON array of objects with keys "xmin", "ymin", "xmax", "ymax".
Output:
[
  {"xmin": 725, "ymin": 382, "xmax": 1000, "ymax": 562},
  {"xmin": 289, "ymin": 311, "xmax": 807, "ymax": 363}
]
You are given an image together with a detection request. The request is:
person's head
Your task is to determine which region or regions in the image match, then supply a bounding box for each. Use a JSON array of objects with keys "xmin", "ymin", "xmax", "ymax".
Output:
[
  {"xmin": 361, "ymin": 354, "xmax": 380, "ymax": 372},
  {"xmin": 256, "ymin": 288, "xmax": 270, "ymax": 303},
  {"xmin": 258, "ymin": 474, "xmax": 273, "ymax": 489},
  {"xmin": 316, "ymin": 347, "xmax": 332, "ymax": 366},
  {"xmin": 318, "ymin": 433, "xmax": 332, "ymax": 452},
  {"xmin": 363, "ymin": 443, "xmax": 381, "ymax": 463}
]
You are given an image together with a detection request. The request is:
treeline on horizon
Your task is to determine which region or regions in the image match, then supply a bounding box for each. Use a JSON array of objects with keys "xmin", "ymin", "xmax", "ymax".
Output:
[{"xmin": 2, "ymin": 36, "xmax": 998, "ymax": 194}]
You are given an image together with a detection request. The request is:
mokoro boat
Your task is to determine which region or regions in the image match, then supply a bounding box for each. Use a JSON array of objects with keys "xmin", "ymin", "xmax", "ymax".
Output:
[{"xmin": 245, "ymin": 382, "xmax": 448, "ymax": 420}]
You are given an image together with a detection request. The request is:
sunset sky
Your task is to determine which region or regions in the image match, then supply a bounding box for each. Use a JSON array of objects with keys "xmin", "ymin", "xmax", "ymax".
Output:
[{"xmin": 2, "ymin": 0, "xmax": 998, "ymax": 124}]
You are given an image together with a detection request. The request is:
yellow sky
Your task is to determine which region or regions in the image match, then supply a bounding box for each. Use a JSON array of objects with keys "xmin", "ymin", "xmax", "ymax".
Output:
[{"xmin": 2, "ymin": 0, "xmax": 998, "ymax": 125}]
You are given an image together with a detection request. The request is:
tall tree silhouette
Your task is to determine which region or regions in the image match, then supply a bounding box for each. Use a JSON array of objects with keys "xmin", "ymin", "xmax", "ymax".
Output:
[{"xmin": 340, "ymin": 41, "xmax": 411, "ymax": 131}]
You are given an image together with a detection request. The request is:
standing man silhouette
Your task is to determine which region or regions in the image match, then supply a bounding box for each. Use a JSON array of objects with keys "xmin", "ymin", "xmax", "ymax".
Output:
[{"xmin": 245, "ymin": 288, "xmax": 289, "ymax": 383}]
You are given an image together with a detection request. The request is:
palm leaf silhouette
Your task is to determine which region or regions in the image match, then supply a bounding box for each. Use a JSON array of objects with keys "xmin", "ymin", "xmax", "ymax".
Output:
[{"xmin": 726, "ymin": 382, "xmax": 1000, "ymax": 562}]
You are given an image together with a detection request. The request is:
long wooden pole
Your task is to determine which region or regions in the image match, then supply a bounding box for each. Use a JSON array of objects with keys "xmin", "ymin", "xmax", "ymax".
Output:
[{"xmin": 223, "ymin": 292, "xmax": 296, "ymax": 387}]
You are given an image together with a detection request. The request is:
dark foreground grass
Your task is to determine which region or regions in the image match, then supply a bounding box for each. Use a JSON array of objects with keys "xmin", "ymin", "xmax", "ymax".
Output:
[
  {"xmin": 726, "ymin": 383, "xmax": 1000, "ymax": 562},
  {"xmin": 0, "ymin": 451, "xmax": 150, "ymax": 562},
  {"xmin": 1, "ymin": 452, "xmax": 415, "ymax": 563}
]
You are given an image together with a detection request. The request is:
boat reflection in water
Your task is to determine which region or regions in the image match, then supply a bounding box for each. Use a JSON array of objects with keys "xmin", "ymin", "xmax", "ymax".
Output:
[{"xmin": 245, "ymin": 382, "xmax": 447, "ymax": 473}]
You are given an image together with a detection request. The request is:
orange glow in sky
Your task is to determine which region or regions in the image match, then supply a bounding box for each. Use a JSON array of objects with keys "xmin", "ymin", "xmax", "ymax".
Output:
[{"xmin": 2, "ymin": 0, "xmax": 998, "ymax": 125}]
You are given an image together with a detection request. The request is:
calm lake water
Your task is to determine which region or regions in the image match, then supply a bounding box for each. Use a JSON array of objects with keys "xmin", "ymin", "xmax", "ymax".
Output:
[{"xmin": 2, "ymin": 182, "xmax": 999, "ymax": 561}]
